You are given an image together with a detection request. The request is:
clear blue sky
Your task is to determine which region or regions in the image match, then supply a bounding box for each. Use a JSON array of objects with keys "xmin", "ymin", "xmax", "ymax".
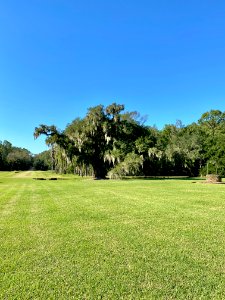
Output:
[{"xmin": 1, "ymin": 0, "xmax": 225, "ymax": 154}]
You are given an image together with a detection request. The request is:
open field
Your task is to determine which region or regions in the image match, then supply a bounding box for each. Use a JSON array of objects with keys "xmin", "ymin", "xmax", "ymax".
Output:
[{"xmin": 0, "ymin": 171, "xmax": 225, "ymax": 299}]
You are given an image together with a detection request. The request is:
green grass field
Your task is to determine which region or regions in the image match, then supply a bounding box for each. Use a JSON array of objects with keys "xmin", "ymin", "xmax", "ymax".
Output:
[{"xmin": 0, "ymin": 171, "xmax": 225, "ymax": 299}]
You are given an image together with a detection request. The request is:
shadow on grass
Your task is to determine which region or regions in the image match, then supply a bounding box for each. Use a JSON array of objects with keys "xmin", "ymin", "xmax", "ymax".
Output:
[
  {"xmin": 118, "ymin": 176, "xmax": 206, "ymax": 181},
  {"xmin": 33, "ymin": 178, "xmax": 69, "ymax": 181}
]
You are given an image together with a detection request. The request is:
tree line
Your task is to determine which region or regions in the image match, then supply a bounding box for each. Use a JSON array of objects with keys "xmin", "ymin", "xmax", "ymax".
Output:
[
  {"xmin": 1, "ymin": 104, "xmax": 224, "ymax": 177},
  {"xmin": 0, "ymin": 141, "xmax": 51, "ymax": 171},
  {"xmin": 33, "ymin": 103, "xmax": 225, "ymax": 178}
]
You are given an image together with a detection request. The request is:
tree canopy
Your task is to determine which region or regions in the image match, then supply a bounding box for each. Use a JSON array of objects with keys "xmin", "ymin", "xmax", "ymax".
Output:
[
  {"xmin": 33, "ymin": 104, "xmax": 225, "ymax": 178},
  {"xmin": 2, "ymin": 105, "xmax": 225, "ymax": 176},
  {"xmin": 34, "ymin": 103, "xmax": 144, "ymax": 178},
  {"xmin": 0, "ymin": 141, "xmax": 33, "ymax": 171}
]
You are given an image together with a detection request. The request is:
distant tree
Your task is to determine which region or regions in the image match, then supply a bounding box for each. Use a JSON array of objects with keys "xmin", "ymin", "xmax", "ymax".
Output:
[
  {"xmin": 0, "ymin": 141, "xmax": 12, "ymax": 170},
  {"xmin": 134, "ymin": 127, "xmax": 159, "ymax": 175},
  {"xmin": 154, "ymin": 122, "xmax": 203, "ymax": 176},
  {"xmin": 198, "ymin": 110, "xmax": 225, "ymax": 175},
  {"xmin": 33, "ymin": 150, "xmax": 51, "ymax": 171},
  {"xmin": 198, "ymin": 110, "xmax": 225, "ymax": 137},
  {"xmin": 7, "ymin": 148, "xmax": 33, "ymax": 170}
]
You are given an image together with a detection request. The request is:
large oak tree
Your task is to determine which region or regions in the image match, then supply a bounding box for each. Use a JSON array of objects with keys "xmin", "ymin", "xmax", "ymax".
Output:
[{"xmin": 34, "ymin": 103, "xmax": 139, "ymax": 179}]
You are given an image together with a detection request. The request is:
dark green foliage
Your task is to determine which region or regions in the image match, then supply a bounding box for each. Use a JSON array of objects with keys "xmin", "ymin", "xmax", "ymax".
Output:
[
  {"xmin": 197, "ymin": 110, "xmax": 225, "ymax": 175},
  {"xmin": 7, "ymin": 148, "xmax": 33, "ymax": 170},
  {"xmin": 33, "ymin": 106, "xmax": 225, "ymax": 177},
  {"xmin": 34, "ymin": 103, "xmax": 144, "ymax": 178},
  {"xmin": 0, "ymin": 141, "xmax": 33, "ymax": 171},
  {"xmin": 33, "ymin": 151, "xmax": 52, "ymax": 171},
  {"xmin": 198, "ymin": 109, "xmax": 225, "ymax": 137},
  {"xmin": 0, "ymin": 141, "xmax": 12, "ymax": 170}
]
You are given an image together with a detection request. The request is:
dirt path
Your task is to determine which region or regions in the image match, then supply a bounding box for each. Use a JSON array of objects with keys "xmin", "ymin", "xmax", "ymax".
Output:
[{"xmin": 13, "ymin": 171, "xmax": 34, "ymax": 178}]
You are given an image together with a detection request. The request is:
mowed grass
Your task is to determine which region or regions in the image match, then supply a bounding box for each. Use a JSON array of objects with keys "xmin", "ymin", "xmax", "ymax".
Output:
[{"xmin": 0, "ymin": 172, "xmax": 225, "ymax": 299}]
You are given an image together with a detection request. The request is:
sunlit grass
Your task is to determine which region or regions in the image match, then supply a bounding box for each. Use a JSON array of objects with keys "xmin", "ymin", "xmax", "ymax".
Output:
[{"xmin": 0, "ymin": 171, "xmax": 225, "ymax": 299}]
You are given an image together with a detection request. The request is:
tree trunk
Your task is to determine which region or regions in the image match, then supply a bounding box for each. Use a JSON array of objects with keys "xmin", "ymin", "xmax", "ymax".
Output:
[{"xmin": 92, "ymin": 159, "xmax": 107, "ymax": 179}]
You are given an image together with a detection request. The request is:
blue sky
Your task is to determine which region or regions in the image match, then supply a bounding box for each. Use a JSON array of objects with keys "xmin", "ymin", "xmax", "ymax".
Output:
[{"xmin": 1, "ymin": 0, "xmax": 225, "ymax": 154}]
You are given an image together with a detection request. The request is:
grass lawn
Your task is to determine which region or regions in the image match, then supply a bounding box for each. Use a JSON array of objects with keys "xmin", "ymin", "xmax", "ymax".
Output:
[{"xmin": 0, "ymin": 171, "xmax": 225, "ymax": 299}]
